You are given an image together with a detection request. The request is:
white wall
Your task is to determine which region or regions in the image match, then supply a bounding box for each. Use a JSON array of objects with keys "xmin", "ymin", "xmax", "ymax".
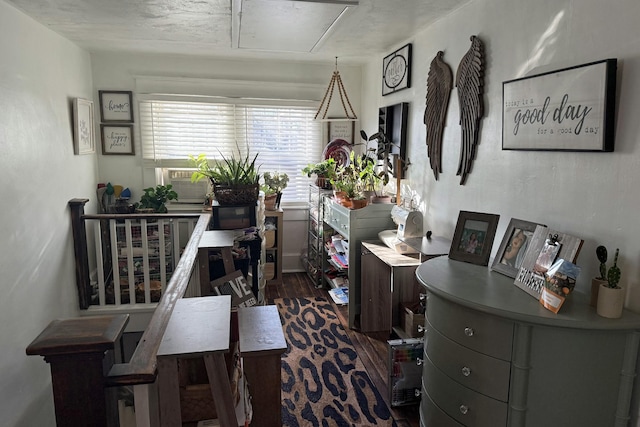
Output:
[{"xmin": 0, "ymin": 1, "xmax": 97, "ymax": 425}]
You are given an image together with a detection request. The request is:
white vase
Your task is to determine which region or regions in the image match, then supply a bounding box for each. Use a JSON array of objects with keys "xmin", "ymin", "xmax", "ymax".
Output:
[
  {"xmin": 590, "ymin": 278, "xmax": 608, "ymax": 307},
  {"xmin": 596, "ymin": 284, "xmax": 625, "ymax": 319}
]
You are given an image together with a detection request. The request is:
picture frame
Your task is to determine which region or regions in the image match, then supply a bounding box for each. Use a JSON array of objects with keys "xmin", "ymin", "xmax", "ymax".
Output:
[
  {"xmin": 328, "ymin": 120, "xmax": 354, "ymax": 144},
  {"xmin": 502, "ymin": 58, "xmax": 617, "ymax": 151},
  {"xmin": 101, "ymin": 124, "xmax": 135, "ymax": 155},
  {"xmin": 99, "ymin": 90, "xmax": 134, "ymax": 123},
  {"xmin": 73, "ymin": 98, "xmax": 95, "ymax": 155},
  {"xmin": 449, "ymin": 211, "xmax": 500, "ymax": 266},
  {"xmin": 513, "ymin": 225, "xmax": 584, "ymax": 299},
  {"xmin": 491, "ymin": 218, "xmax": 544, "ymax": 278},
  {"xmin": 382, "ymin": 43, "xmax": 412, "ymax": 96}
]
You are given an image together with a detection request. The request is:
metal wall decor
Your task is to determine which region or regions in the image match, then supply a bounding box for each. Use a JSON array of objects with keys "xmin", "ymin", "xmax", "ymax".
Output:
[
  {"xmin": 455, "ymin": 35, "xmax": 485, "ymax": 185},
  {"xmin": 424, "ymin": 51, "xmax": 453, "ymax": 180}
]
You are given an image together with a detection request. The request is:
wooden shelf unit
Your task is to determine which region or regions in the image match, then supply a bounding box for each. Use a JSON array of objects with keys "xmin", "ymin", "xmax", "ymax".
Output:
[{"xmin": 263, "ymin": 209, "xmax": 283, "ymax": 286}]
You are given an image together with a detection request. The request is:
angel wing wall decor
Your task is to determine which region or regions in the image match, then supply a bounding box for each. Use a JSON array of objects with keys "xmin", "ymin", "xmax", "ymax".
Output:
[
  {"xmin": 455, "ymin": 35, "xmax": 485, "ymax": 185},
  {"xmin": 424, "ymin": 51, "xmax": 453, "ymax": 180}
]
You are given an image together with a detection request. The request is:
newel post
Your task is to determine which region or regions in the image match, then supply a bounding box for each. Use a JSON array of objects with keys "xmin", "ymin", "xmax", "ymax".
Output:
[{"xmin": 69, "ymin": 198, "xmax": 91, "ymax": 309}]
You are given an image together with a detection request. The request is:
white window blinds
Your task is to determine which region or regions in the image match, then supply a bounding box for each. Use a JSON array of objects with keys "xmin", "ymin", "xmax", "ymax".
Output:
[{"xmin": 139, "ymin": 99, "xmax": 322, "ymax": 203}]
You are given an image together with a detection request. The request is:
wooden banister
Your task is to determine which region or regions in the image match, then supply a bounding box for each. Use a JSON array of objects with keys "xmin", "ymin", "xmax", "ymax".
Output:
[{"xmin": 106, "ymin": 213, "xmax": 211, "ymax": 386}]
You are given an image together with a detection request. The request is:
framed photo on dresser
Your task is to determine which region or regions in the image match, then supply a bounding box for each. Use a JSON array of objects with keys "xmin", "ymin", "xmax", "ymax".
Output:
[{"xmin": 449, "ymin": 211, "xmax": 500, "ymax": 266}]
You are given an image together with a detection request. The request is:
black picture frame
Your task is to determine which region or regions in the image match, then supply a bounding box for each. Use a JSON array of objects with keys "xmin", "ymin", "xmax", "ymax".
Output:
[
  {"xmin": 449, "ymin": 211, "xmax": 500, "ymax": 266},
  {"xmin": 382, "ymin": 43, "xmax": 412, "ymax": 96},
  {"xmin": 99, "ymin": 90, "xmax": 134, "ymax": 123},
  {"xmin": 101, "ymin": 124, "xmax": 135, "ymax": 155},
  {"xmin": 502, "ymin": 58, "xmax": 616, "ymax": 151},
  {"xmin": 491, "ymin": 218, "xmax": 544, "ymax": 278}
]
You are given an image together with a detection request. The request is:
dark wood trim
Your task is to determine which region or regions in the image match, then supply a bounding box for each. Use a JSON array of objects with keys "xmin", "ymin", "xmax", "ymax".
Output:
[{"xmin": 69, "ymin": 198, "xmax": 91, "ymax": 309}]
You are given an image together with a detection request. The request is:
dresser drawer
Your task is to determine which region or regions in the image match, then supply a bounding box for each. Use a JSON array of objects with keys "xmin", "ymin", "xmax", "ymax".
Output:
[
  {"xmin": 423, "ymin": 356, "xmax": 507, "ymax": 427},
  {"xmin": 425, "ymin": 319, "xmax": 511, "ymax": 401},
  {"xmin": 427, "ymin": 293, "xmax": 514, "ymax": 361},
  {"xmin": 325, "ymin": 202, "xmax": 350, "ymax": 238},
  {"xmin": 420, "ymin": 385, "xmax": 464, "ymax": 427}
]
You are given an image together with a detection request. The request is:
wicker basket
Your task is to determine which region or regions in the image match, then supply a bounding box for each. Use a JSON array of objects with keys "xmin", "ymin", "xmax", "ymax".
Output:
[{"xmin": 213, "ymin": 184, "xmax": 259, "ymax": 206}]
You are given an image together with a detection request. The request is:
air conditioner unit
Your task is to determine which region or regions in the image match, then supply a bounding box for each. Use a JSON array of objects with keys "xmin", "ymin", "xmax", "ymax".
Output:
[{"xmin": 167, "ymin": 169, "xmax": 209, "ymax": 204}]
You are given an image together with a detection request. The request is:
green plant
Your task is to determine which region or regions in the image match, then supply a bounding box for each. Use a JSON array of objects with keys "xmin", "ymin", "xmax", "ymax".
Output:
[
  {"xmin": 134, "ymin": 184, "xmax": 178, "ymax": 213},
  {"xmin": 261, "ymin": 172, "xmax": 289, "ymax": 195},
  {"xmin": 359, "ymin": 129, "xmax": 410, "ymax": 186},
  {"xmin": 190, "ymin": 151, "xmax": 260, "ymax": 186},
  {"xmin": 302, "ymin": 158, "xmax": 336, "ymax": 180},
  {"xmin": 596, "ymin": 246, "xmax": 622, "ymax": 288}
]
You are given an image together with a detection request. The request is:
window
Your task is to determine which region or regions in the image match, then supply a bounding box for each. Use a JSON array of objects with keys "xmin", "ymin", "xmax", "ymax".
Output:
[{"xmin": 139, "ymin": 98, "xmax": 323, "ymax": 203}]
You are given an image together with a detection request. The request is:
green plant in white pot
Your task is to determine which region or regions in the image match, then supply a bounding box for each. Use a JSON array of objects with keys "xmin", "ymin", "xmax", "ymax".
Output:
[{"xmin": 595, "ymin": 247, "xmax": 624, "ymax": 318}]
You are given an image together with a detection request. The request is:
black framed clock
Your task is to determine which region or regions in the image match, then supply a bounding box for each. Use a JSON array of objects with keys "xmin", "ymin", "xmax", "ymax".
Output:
[{"xmin": 382, "ymin": 43, "xmax": 412, "ymax": 95}]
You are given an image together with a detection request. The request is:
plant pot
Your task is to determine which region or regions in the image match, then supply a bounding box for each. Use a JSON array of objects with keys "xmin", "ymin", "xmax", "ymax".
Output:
[
  {"xmin": 213, "ymin": 183, "xmax": 259, "ymax": 206},
  {"xmin": 315, "ymin": 176, "xmax": 331, "ymax": 189},
  {"xmin": 372, "ymin": 195, "xmax": 392, "ymax": 204},
  {"xmin": 333, "ymin": 191, "xmax": 347, "ymax": 202},
  {"xmin": 264, "ymin": 193, "xmax": 278, "ymax": 210},
  {"xmin": 590, "ymin": 278, "xmax": 607, "ymax": 307},
  {"xmin": 350, "ymin": 198, "xmax": 368, "ymax": 210},
  {"xmin": 596, "ymin": 284, "xmax": 625, "ymax": 319}
]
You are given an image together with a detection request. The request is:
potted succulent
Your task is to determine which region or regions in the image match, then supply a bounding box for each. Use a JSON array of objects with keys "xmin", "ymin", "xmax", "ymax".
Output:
[
  {"xmin": 261, "ymin": 171, "xmax": 289, "ymax": 210},
  {"xmin": 190, "ymin": 150, "xmax": 260, "ymax": 206},
  {"xmin": 302, "ymin": 158, "xmax": 336, "ymax": 189},
  {"xmin": 134, "ymin": 184, "xmax": 178, "ymax": 213},
  {"xmin": 594, "ymin": 246, "xmax": 624, "ymax": 318}
]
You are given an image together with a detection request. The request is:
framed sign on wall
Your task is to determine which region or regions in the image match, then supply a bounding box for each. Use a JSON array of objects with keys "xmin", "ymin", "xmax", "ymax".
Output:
[
  {"xmin": 502, "ymin": 59, "xmax": 617, "ymax": 151},
  {"xmin": 382, "ymin": 44, "xmax": 412, "ymax": 96},
  {"xmin": 101, "ymin": 124, "xmax": 134, "ymax": 155},
  {"xmin": 99, "ymin": 90, "xmax": 134, "ymax": 123}
]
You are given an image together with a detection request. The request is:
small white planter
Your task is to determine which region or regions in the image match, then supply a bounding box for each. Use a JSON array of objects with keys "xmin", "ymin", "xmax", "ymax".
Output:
[
  {"xmin": 596, "ymin": 284, "xmax": 625, "ymax": 319},
  {"xmin": 590, "ymin": 278, "xmax": 608, "ymax": 307}
]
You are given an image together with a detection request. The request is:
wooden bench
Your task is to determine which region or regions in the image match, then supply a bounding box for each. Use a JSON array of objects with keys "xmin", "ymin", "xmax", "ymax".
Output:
[
  {"xmin": 238, "ymin": 305, "xmax": 287, "ymax": 427},
  {"xmin": 156, "ymin": 295, "xmax": 238, "ymax": 427}
]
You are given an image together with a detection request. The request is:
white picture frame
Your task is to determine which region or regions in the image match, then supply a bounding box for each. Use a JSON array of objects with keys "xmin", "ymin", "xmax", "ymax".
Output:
[{"xmin": 73, "ymin": 98, "xmax": 95, "ymax": 155}]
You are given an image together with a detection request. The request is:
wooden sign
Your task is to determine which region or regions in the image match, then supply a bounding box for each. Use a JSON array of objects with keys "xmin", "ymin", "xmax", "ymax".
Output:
[{"xmin": 210, "ymin": 270, "xmax": 257, "ymax": 308}]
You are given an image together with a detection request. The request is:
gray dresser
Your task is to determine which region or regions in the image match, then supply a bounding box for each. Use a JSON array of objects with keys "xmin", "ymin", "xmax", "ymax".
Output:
[{"xmin": 416, "ymin": 256, "xmax": 640, "ymax": 427}]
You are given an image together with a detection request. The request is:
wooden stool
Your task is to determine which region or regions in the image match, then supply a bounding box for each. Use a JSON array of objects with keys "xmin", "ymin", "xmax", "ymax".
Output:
[
  {"xmin": 157, "ymin": 295, "xmax": 237, "ymax": 427},
  {"xmin": 238, "ymin": 305, "xmax": 287, "ymax": 427},
  {"xmin": 198, "ymin": 230, "xmax": 236, "ymax": 296}
]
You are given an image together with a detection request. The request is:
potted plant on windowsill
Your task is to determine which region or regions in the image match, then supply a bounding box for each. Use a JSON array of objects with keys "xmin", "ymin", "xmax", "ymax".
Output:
[
  {"xmin": 134, "ymin": 184, "xmax": 179, "ymax": 213},
  {"xmin": 261, "ymin": 171, "xmax": 289, "ymax": 210},
  {"xmin": 594, "ymin": 247, "xmax": 624, "ymax": 318},
  {"xmin": 302, "ymin": 158, "xmax": 336, "ymax": 189},
  {"xmin": 190, "ymin": 150, "xmax": 261, "ymax": 206}
]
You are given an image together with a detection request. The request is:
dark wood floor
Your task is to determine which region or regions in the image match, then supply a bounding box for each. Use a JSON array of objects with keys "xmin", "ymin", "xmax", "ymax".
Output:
[{"xmin": 265, "ymin": 272, "xmax": 421, "ymax": 427}]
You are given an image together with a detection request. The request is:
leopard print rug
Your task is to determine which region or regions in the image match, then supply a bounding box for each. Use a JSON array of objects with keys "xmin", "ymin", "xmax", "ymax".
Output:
[{"xmin": 275, "ymin": 297, "xmax": 397, "ymax": 426}]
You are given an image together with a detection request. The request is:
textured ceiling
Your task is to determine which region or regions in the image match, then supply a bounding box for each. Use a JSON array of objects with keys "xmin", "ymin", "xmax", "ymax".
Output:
[{"xmin": 5, "ymin": 0, "xmax": 471, "ymax": 63}]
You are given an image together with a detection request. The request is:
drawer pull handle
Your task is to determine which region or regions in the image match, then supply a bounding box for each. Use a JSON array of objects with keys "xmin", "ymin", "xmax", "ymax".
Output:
[
  {"xmin": 461, "ymin": 366, "xmax": 471, "ymax": 377},
  {"xmin": 419, "ymin": 293, "xmax": 427, "ymax": 302},
  {"xmin": 417, "ymin": 325, "xmax": 425, "ymax": 333},
  {"xmin": 414, "ymin": 389, "xmax": 422, "ymax": 397},
  {"xmin": 464, "ymin": 327, "xmax": 474, "ymax": 337},
  {"xmin": 459, "ymin": 405, "xmax": 469, "ymax": 415},
  {"xmin": 416, "ymin": 357, "xmax": 423, "ymax": 366}
]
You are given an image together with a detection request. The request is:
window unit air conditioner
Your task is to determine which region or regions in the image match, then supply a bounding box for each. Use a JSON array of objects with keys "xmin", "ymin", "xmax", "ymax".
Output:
[{"xmin": 167, "ymin": 169, "xmax": 209, "ymax": 204}]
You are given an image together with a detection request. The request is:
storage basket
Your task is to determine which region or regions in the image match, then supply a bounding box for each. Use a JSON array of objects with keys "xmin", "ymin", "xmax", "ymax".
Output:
[{"xmin": 213, "ymin": 184, "xmax": 259, "ymax": 206}]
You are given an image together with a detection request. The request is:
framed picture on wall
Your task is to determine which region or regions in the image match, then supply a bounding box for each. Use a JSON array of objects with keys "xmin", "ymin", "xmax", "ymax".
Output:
[
  {"xmin": 99, "ymin": 90, "xmax": 134, "ymax": 123},
  {"xmin": 328, "ymin": 120, "xmax": 354, "ymax": 144},
  {"xmin": 449, "ymin": 211, "xmax": 500, "ymax": 266},
  {"xmin": 502, "ymin": 59, "xmax": 616, "ymax": 151},
  {"xmin": 101, "ymin": 124, "xmax": 134, "ymax": 155},
  {"xmin": 382, "ymin": 43, "xmax": 412, "ymax": 95},
  {"xmin": 72, "ymin": 98, "xmax": 95, "ymax": 155}
]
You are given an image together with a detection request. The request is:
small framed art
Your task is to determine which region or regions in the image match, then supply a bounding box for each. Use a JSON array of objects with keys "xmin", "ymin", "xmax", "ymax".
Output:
[
  {"xmin": 449, "ymin": 211, "xmax": 500, "ymax": 266},
  {"xmin": 382, "ymin": 43, "xmax": 412, "ymax": 96},
  {"xmin": 491, "ymin": 218, "xmax": 544, "ymax": 278},
  {"xmin": 99, "ymin": 90, "xmax": 134, "ymax": 123},
  {"xmin": 73, "ymin": 98, "xmax": 95, "ymax": 155},
  {"xmin": 101, "ymin": 124, "xmax": 134, "ymax": 155}
]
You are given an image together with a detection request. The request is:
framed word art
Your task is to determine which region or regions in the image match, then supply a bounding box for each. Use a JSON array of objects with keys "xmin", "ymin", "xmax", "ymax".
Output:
[
  {"xmin": 101, "ymin": 124, "xmax": 134, "ymax": 155},
  {"xmin": 382, "ymin": 43, "xmax": 412, "ymax": 96},
  {"xmin": 99, "ymin": 90, "xmax": 134, "ymax": 123},
  {"xmin": 502, "ymin": 59, "xmax": 616, "ymax": 151}
]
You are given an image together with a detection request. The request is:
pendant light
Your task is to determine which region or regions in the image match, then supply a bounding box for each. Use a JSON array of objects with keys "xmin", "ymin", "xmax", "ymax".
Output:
[{"xmin": 315, "ymin": 57, "xmax": 357, "ymax": 121}]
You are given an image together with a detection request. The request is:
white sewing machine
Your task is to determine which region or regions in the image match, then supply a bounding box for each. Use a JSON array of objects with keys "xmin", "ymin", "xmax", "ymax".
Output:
[{"xmin": 378, "ymin": 206, "xmax": 423, "ymax": 254}]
